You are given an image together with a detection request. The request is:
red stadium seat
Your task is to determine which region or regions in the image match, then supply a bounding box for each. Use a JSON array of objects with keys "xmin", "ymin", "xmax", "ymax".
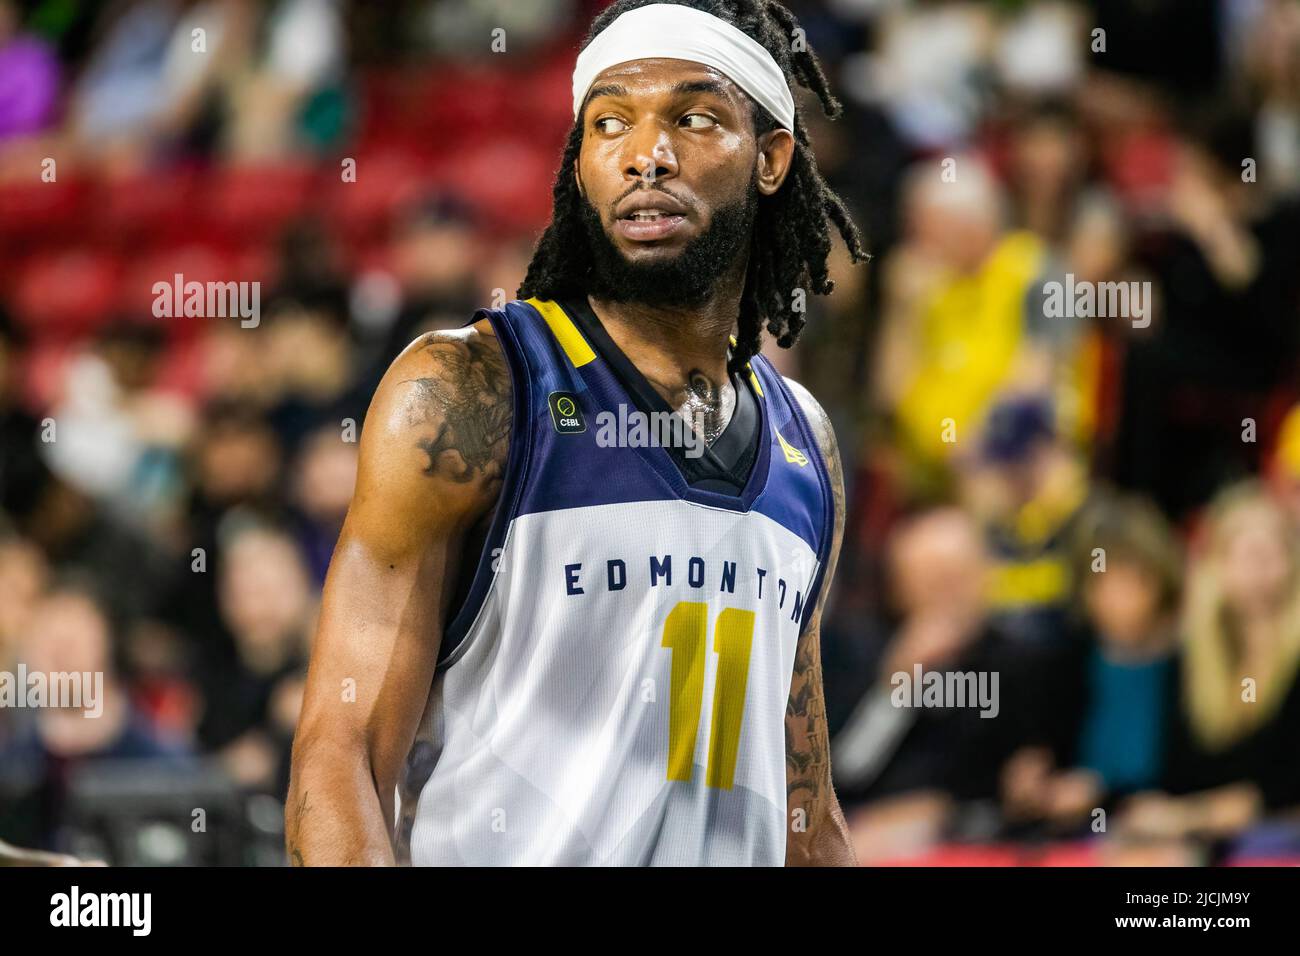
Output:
[
  {"xmin": 11, "ymin": 248, "xmax": 121, "ymax": 335},
  {"xmin": 0, "ymin": 176, "xmax": 91, "ymax": 250},
  {"xmin": 324, "ymin": 150, "xmax": 435, "ymax": 243},
  {"xmin": 418, "ymin": 66, "xmax": 515, "ymax": 142},
  {"xmin": 93, "ymin": 168, "xmax": 201, "ymax": 248},
  {"xmin": 516, "ymin": 52, "xmax": 583, "ymax": 137},
  {"xmin": 443, "ymin": 138, "xmax": 556, "ymax": 234},
  {"xmin": 201, "ymin": 162, "xmax": 320, "ymax": 244}
]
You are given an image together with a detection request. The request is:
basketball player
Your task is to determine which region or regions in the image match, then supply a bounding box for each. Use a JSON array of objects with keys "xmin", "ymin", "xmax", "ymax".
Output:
[{"xmin": 287, "ymin": 0, "xmax": 867, "ymax": 866}]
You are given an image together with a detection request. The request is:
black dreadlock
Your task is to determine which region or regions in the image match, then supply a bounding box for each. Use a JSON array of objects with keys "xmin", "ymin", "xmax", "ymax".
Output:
[{"xmin": 518, "ymin": 0, "xmax": 867, "ymax": 375}]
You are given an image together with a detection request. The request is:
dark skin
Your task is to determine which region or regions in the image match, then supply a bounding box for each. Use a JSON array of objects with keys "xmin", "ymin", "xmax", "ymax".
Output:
[
  {"xmin": 286, "ymin": 59, "xmax": 853, "ymax": 866},
  {"xmin": 579, "ymin": 59, "xmax": 785, "ymax": 428}
]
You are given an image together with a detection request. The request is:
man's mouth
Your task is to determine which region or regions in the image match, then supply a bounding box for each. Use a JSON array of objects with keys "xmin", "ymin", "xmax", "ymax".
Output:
[{"xmin": 616, "ymin": 209, "xmax": 688, "ymax": 241}]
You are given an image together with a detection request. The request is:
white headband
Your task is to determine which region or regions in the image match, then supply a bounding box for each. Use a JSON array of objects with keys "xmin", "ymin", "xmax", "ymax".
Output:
[{"xmin": 572, "ymin": 4, "xmax": 796, "ymax": 132}]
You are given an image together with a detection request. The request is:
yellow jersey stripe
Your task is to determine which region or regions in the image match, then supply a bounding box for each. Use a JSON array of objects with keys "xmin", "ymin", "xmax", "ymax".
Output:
[
  {"xmin": 526, "ymin": 298, "xmax": 596, "ymax": 368},
  {"xmin": 728, "ymin": 335, "xmax": 764, "ymax": 397}
]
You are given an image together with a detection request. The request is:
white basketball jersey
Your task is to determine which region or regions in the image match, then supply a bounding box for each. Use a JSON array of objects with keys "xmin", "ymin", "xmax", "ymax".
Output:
[{"xmin": 396, "ymin": 299, "xmax": 834, "ymax": 866}]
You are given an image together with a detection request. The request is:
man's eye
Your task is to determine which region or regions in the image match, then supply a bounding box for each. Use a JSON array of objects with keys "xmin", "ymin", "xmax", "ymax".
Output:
[
  {"xmin": 596, "ymin": 117, "xmax": 629, "ymax": 134},
  {"xmin": 681, "ymin": 114, "xmax": 717, "ymax": 130}
]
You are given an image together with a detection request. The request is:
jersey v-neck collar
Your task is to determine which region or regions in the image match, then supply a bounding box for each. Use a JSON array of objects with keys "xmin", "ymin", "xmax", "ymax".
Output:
[
  {"xmin": 560, "ymin": 297, "xmax": 761, "ymax": 494},
  {"xmin": 533, "ymin": 299, "xmax": 764, "ymax": 512}
]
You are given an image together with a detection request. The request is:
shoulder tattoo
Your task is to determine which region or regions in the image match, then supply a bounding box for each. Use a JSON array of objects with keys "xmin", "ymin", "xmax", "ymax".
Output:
[{"xmin": 401, "ymin": 333, "xmax": 511, "ymax": 489}]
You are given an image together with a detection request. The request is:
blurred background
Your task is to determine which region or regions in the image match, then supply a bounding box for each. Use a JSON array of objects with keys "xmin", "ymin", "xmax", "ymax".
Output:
[{"xmin": 1, "ymin": 0, "xmax": 1299, "ymax": 866}]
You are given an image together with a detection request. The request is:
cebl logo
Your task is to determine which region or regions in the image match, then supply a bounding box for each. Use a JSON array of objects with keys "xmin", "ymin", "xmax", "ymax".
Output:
[{"xmin": 548, "ymin": 392, "xmax": 587, "ymax": 434}]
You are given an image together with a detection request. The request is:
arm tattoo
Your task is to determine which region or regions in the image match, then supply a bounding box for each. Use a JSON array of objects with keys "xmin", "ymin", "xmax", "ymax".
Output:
[
  {"xmin": 402, "ymin": 334, "xmax": 511, "ymax": 487},
  {"xmin": 783, "ymin": 378, "xmax": 852, "ymax": 862}
]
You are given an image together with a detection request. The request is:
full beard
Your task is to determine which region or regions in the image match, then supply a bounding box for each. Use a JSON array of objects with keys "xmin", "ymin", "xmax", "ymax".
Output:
[{"xmin": 579, "ymin": 182, "xmax": 758, "ymax": 308}]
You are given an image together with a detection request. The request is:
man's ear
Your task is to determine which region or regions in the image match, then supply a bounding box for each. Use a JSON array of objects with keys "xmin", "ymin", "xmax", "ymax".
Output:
[
  {"xmin": 574, "ymin": 165, "xmax": 585, "ymax": 198},
  {"xmin": 756, "ymin": 129, "xmax": 795, "ymax": 197}
]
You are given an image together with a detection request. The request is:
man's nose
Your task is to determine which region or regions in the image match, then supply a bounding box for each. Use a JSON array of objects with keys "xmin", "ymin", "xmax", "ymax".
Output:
[{"xmin": 623, "ymin": 125, "xmax": 679, "ymax": 184}]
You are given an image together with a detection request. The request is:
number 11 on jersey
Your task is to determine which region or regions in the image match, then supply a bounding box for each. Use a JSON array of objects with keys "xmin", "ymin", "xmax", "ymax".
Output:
[{"xmin": 661, "ymin": 601, "xmax": 756, "ymax": 791}]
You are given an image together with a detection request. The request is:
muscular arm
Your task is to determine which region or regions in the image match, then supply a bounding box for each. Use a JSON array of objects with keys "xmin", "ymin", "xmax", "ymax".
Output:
[
  {"xmin": 783, "ymin": 378, "xmax": 856, "ymax": 867},
  {"xmin": 285, "ymin": 321, "xmax": 510, "ymax": 866}
]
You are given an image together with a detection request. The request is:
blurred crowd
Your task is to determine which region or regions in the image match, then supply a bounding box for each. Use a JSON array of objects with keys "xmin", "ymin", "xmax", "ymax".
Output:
[{"xmin": 0, "ymin": 0, "xmax": 1299, "ymax": 865}]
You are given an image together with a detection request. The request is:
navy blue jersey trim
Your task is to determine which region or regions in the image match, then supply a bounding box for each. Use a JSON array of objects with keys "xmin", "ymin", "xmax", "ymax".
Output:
[
  {"xmin": 538, "ymin": 298, "xmax": 775, "ymax": 515},
  {"xmin": 436, "ymin": 309, "xmax": 534, "ymax": 668},
  {"xmin": 760, "ymin": 359, "xmax": 836, "ymax": 637},
  {"xmin": 561, "ymin": 296, "xmax": 760, "ymax": 490}
]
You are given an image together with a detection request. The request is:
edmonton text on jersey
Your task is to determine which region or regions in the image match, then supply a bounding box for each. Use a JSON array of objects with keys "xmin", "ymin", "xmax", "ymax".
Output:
[{"xmin": 561, "ymin": 553, "xmax": 815, "ymax": 625}]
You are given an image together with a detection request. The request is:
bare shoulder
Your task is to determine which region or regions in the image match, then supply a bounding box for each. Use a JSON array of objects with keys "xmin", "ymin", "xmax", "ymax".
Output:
[{"xmin": 359, "ymin": 319, "xmax": 511, "ymax": 524}]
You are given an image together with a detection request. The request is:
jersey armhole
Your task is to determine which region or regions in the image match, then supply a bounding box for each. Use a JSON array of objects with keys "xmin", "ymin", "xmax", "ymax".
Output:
[
  {"xmin": 765, "ymin": 360, "xmax": 837, "ymax": 639},
  {"xmin": 436, "ymin": 308, "xmax": 535, "ymax": 668}
]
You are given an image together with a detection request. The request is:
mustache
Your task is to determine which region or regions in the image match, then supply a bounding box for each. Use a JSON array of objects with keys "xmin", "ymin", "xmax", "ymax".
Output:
[{"xmin": 606, "ymin": 183, "xmax": 696, "ymax": 215}]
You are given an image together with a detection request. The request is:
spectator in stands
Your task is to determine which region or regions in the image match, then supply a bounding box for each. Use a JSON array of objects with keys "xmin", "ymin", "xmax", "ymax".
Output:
[
  {"xmin": 195, "ymin": 521, "xmax": 310, "ymax": 796},
  {"xmin": 863, "ymin": 0, "xmax": 996, "ymax": 151},
  {"xmin": 0, "ymin": 582, "xmax": 192, "ymax": 847},
  {"xmin": 289, "ymin": 423, "xmax": 357, "ymax": 586},
  {"xmin": 1118, "ymin": 483, "xmax": 1300, "ymax": 843},
  {"xmin": 262, "ymin": 298, "xmax": 364, "ymax": 454},
  {"xmin": 1001, "ymin": 492, "xmax": 1183, "ymax": 833},
  {"xmin": 832, "ymin": 508, "xmax": 1035, "ymax": 861},
  {"xmin": 960, "ymin": 396, "xmax": 1090, "ymax": 645},
  {"xmin": 0, "ymin": 533, "xmax": 47, "ymax": 673},
  {"xmin": 198, "ymin": 319, "xmax": 279, "ymax": 408},
  {"xmin": 42, "ymin": 321, "xmax": 194, "ymax": 521},
  {"xmin": 374, "ymin": 194, "xmax": 485, "ymax": 366},
  {"xmin": 67, "ymin": 0, "xmax": 215, "ymax": 168},
  {"xmin": 9, "ymin": 454, "xmax": 178, "ymax": 627},
  {"xmin": 221, "ymin": 0, "xmax": 350, "ymax": 159},
  {"xmin": 162, "ymin": 401, "xmax": 285, "ymax": 673},
  {"xmin": 1007, "ymin": 101, "xmax": 1132, "ymax": 453},
  {"xmin": 873, "ymin": 157, "xmax": 1048, "ymax": 497},
  {"xmin": 1241, "ymin": 0, "xmax": 1300, "ymax": 199},
  {"xmin": 1115, "ymin": 106, "xmax": 1300, "ymax": 519},
  {"xmin": 1004, "ymin": 98, "xmax": 1088, "ymax": 248},
  {"xmin": 0, "ymin": 533, "xmax": 48, "ymax": 748},
  {"xmin": 183, "ymin": 401, "xmax": 284, "ymax": 547}
]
